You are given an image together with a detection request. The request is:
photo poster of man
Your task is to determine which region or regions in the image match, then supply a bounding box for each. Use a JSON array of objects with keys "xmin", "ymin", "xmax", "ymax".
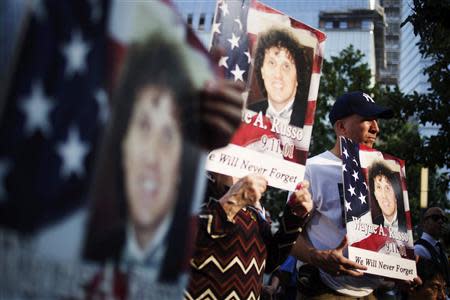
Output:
[
  {"xmin": 340, "ymin": 137, "xmax": 417, "ymax": 281},
  {"xmin": 0, "ymin": 0, "xmax": 215, "ymax": 298},
  {"xmin": 205, "ymin": 0, "xmax": 326, "ymax": 191}
]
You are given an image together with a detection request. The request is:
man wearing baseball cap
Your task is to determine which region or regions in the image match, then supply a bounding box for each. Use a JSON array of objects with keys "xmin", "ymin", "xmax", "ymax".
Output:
[{"xmin": 291, "ymin": 91, "xmax": 398, "ymax": 298}]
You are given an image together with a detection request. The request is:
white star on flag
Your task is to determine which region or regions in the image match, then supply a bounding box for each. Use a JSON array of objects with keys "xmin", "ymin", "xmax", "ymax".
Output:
[
  {"xmin": 95, "ymin": 88, "xmax": 109, "ymax": 124},
  {"xmin": 218, "ymin": 56, "xmax": 229, "ymax": 69},
  {"xmin": 20, "ymin": 81, "xmax": 54, "ymax": 137},
  {"xmin": 352, "ymin": 158, "xmax": 358, "ymax": 165},
  {"xmin": 244, "ymin": 51, "xmax": 251, "ymax": 63},
  {"xmin": 358, "ymin": 192, "xmax": 366, "ymax": 204},
  {"xmin": 342, "ymin": 148, "xmax": 349, "ymax": 159},
  {"xmin": 343, "ymin": 163, "xmax": 347, "ymax": 172},
  {"xmin": 363, "ymin": 181, "xmax": 368, "ymax": 189},
  {"xmin": 227, "ymin": 33, "xmax": 240, "ymax": 50},
  {"xmin": 345, "ymin": 200, "xmax": 352, "ymax": 211},
  {"xmin": 220, "ymin": 1, "xmax": 229, "ymax": 16},
  {"xmin": 234, "ymin": 18, "xmax": 242, "ymax": 30},
  {"xmin": 57, "ymin": 126, "xmax": 90, "ymax": 178},
  {"xmin": 61, "ymin": 30, "xmax": 91, "ymax": 77},
  {"xmin": 212, "ymin": 22, "xmax": 221, "ymax": 34},
  {"xmin": 230, "ymin": 64, "xmax": 245, "ymax": 82},
  {"xmin": 348, "ymin": 184, "xmax": 356, "ymax": 196},
  {"xmin": 352, "ymin": 170, "xmax": 359, "ymax": 181}
]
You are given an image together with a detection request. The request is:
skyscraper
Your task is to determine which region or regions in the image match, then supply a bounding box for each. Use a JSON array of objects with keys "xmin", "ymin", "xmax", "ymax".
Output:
[
  {"xmin": 399, "ymin": 0, "xmax": 435, "ymax": 138},
  {"xmin": 380, "ymin": 0, "xmax": 401, "ymax": 86},
  {"xmin": 399, "ymin": 0, "xmax": 430, "ymax": 95}
]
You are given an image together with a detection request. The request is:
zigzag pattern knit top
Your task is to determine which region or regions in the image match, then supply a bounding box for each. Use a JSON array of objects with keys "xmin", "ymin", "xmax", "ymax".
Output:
[{"xmin": 185, "ymin": 199, "xmax": 305, "ymax": 300}]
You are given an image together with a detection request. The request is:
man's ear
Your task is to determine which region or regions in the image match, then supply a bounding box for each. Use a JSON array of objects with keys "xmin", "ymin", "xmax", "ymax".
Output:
[{"xmin": 334, "ymin": 119, "xmax": 346, "ymax": 136}]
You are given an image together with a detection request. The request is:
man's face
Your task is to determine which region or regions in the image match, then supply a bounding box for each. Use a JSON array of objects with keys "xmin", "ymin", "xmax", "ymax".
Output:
[
  {"xmin": 423, "ymin": 208, "xmax": 447, "ymax": 239},
  {"xmin": 412, "ymin": 274, "xmax": 447, "ymax": 300},
  {"xmin": 340, "ymin": 115, "xmax": 380, "ymax": 148},
  {"xmin": 261, "ymin": 47, "xmax": 297, "ymax": 112},
  {"xmin": 373, "ymin": 175, "xmax": 397, "ymax": 220}
]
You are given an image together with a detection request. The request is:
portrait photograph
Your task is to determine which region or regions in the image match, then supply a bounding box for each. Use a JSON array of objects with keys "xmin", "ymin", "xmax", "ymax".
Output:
[
  {"xmin": 207, "ymin": 0, "xmax": 326, "ymax": 191},
  {"xmin": 368, "ymin": 160, "xmax": 407, "ymax": 233},
  {"xmin": 82, "ymin": 2, "xmax": 212, "ymax": 294}
]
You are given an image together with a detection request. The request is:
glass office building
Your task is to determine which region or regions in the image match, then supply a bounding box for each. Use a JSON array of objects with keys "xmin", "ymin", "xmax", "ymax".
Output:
[{"xmin": 173, "ymin": 0, "xmax": 385, "ymax": 85}]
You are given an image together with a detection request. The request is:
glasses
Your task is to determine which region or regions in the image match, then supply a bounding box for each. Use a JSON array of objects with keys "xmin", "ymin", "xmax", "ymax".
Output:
[{"xmin": 426, "ymin": 214, "xmax": 448, "ymax": 223}]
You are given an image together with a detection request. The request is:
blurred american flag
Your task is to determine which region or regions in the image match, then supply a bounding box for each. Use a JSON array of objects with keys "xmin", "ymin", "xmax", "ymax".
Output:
[{"xmin": 0, "ymin": 0, "xmax": 109, "ymax": 233}]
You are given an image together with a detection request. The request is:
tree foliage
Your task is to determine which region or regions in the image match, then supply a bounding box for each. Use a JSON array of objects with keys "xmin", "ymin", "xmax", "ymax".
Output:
[
  {"xmin": 310, "ymin": 45, "xmax": 372, "ymax": 156},
  {"xmin": 402, "ymin": 0, "xmax": 450, "ymax": 169}
]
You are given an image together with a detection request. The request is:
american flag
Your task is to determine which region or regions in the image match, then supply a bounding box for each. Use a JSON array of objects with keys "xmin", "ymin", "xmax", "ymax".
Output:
[
  {"xmin": 211, "ymin": 0, "xmax": 251, "ymax": 84},
  {"xmin": 340, "ymin": 137, "xmax": 370, "ymax": 223},
  {"xmin": 0, "ymin": 0, "xmax": 109, "ymax": 233}
]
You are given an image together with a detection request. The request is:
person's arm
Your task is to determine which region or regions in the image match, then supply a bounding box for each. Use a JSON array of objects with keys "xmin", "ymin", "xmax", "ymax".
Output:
[
  {"xmin": 413, "ymin": 244, "xmax": 431, "ymax": 259},
  {"xmin": 262, "ymin": 274, "xmax": 281, "ymax": 298},
  {"xmin": 291, "ymin": 234, "xmax": 367, "ymax": 277},
  {"xmin": 194, "ymin": 174, "xmax": 267, "ymax": 242},
  {"xmin": 264, "ymin": 182, "xmax": 313, "ymax": 273}
]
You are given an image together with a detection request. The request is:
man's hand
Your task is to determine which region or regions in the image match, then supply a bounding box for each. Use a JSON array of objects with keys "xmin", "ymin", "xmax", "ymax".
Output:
[
  {"xmin": 287, "ymin": 181, "xmax": 313, "ymax": 218},
  {"xmin": 391, "ymin": 256, "xmax": 422, "ymax": 293},
  {"xmin": 309, "ymin": 236, "xmax": 367, "ymax": 277},
  {"xmin": 394, "ymin": 276, "xmax": 423, "ymax": 294},
  {"xmin": 219, "ymin": 174, "xmax": 267, "ymax": 221}
]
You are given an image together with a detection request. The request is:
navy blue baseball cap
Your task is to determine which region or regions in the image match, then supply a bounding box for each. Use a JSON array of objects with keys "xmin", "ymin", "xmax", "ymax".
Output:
[{"xmin": 329, "ymin": 91, "xmax": 393, "ymax": 125}]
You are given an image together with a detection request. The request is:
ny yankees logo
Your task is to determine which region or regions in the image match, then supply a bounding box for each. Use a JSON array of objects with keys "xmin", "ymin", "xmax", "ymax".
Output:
[{"xmin": 362, "ymin": 93, "xmax": 375, "ymax": 103}]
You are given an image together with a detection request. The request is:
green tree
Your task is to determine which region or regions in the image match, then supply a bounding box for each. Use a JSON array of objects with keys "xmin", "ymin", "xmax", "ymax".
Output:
[
  {"xmin": 312, "ymin": 45, "xmax": 447, "ymax": 226},
  {"xmin": 403, "ymin": 0, "xmax": 450, "ymax": 169},
  {"xmin": 310, "ymin": 45, "xmax": 372, "ymax": 156}
]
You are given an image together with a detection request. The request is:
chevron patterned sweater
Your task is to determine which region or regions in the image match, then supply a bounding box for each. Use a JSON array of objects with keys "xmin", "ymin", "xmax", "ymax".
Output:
[{"xmin": 185, "ymin": 200, "xmax": 305, "ymax": 300}]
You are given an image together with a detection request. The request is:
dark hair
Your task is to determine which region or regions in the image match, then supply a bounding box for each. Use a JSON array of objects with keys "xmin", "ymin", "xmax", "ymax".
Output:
[
  {"xmin": 368, "ymin": 161, "xmax": 407, "ymax": 232},
  {"xmin": 83, "ymin": 34, "xmax": 196, "ymax": 262},
  {"xmin": 253, "ymin": 27, "xmax": 312, "ymax": 128}
]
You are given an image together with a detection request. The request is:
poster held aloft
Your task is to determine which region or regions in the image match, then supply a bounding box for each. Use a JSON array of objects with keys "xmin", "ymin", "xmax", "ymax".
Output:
[
  {"xmin": 0, "ymin": 0, "xmax": 216, "ymax": 298},
  {"xmin": 206, "ymin": 0, "xmax": 326, "ymax": 191},
  {"xmin": 340, "ymin": 137, "xmax": 417, "ymax": 280}
]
